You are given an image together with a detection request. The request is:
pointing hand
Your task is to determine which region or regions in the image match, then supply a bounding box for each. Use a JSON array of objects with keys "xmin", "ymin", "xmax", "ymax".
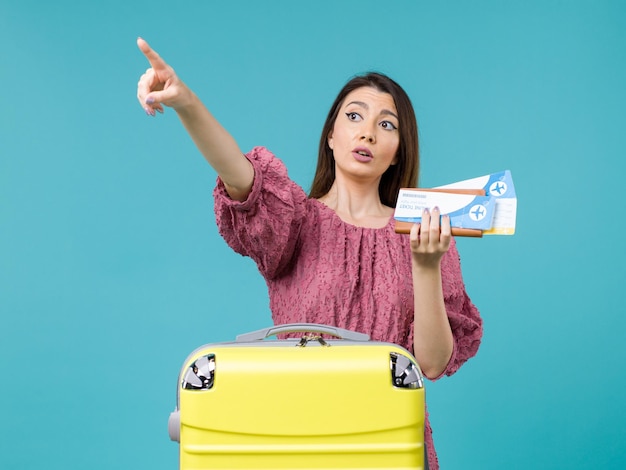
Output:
[{"xmin": 136, "ymin": 38, "xmax": 192, "ymax": 116}]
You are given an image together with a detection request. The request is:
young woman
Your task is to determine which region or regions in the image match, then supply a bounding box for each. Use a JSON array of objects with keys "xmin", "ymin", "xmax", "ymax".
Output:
[{"xmin": 137, "ymin": 37, "xmax": 482, "ymax": 469}]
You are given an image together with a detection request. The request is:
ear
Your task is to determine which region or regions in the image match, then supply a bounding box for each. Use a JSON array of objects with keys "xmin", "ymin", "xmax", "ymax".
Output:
[
  {"xmin": 391, "ymin": 153, "xmax": 398, "ymax": 165},
  {"xmin": 327, "ymin": 131, "xmax": 334, "ymax": 150}
]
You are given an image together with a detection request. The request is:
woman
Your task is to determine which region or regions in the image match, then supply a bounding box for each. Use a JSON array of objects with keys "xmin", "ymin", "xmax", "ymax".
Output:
[{"xmin": 137, "ymin": 37, "xmax": 482, "ymax": 469}]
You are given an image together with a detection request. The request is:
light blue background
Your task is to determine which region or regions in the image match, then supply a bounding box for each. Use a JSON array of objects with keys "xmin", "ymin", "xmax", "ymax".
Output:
[{"xmin": 2, "ymin": 1, "xmax": 624, "ymax": 468}]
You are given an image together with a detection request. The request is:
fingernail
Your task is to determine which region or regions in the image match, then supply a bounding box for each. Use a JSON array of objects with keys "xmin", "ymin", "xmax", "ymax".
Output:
[
  {"xmin": 432, "ymin": 206, "xmax": 440, "ymax": 212},
  {"xmin": 145, "ymin": 96, "xmax": 155, "ymax": 104},
  {"xmin": 145, "ymin": 107, "xmax": 154, "ymax": 116}
]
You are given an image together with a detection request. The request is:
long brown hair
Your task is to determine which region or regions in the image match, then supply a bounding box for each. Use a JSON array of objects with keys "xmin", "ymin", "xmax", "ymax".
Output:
[{"xmin": 308, "ymin": 72, "xmax": 419, "ymax": 207}]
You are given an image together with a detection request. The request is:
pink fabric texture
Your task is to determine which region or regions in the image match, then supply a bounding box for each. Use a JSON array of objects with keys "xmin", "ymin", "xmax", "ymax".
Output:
[{"xmin": 214, "ymin": 146, "xmax": 483, "ymax": 469}]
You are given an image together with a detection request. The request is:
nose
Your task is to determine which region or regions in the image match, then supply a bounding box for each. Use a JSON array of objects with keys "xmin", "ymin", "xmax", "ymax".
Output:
[{"xmin": 360, "ymin": 129, "xmax": 376, "ymax": 144}]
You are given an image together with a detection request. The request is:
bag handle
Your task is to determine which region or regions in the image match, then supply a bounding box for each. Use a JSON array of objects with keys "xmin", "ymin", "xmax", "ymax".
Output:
[{"xmin": 235, "ymin": 323, "xmax": 370, "ymax": 342}]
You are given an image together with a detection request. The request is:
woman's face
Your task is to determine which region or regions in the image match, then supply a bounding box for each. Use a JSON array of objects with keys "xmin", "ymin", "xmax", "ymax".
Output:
[{"xmin": 328, "ymin": 86, "xmax": 400, "ymax": 184}]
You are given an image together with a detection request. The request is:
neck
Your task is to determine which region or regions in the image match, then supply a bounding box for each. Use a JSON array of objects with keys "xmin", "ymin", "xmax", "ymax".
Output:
[{"xmin": 317, "ymin": 175, "xmax": 393, "ymax": 228}]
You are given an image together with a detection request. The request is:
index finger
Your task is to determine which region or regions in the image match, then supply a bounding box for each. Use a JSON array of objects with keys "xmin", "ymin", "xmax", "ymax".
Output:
[{"xmin": 137, "ymin": 37, "xmax": 168, "ymax": 71}]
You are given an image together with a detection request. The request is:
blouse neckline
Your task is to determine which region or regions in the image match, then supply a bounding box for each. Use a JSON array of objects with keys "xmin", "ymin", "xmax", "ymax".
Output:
[{"xmin": 309, "ymin": 198, "xmax": 396, "ymax": 232}]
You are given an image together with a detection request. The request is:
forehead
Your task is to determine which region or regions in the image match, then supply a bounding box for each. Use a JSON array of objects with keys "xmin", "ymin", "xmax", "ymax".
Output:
[{"xmin": 341, "ymin": 86, "xmax": 397, "ymax": 113}]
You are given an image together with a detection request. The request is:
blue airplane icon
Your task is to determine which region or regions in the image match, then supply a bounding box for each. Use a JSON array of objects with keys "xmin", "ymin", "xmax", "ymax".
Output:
[
  {"xmin": 471, "ymin": 205, "xmax": 486, "ymax": 220},
  {"xmin": 490, "ymin": 182, "xmax": 506, "ymax": 195}
]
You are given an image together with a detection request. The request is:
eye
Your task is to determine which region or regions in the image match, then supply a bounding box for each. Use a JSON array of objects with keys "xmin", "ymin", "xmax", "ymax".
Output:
[
  {"xmin": 380, "ymin": 120, "xmax": 398, "ymax": 131},
  {"xmin": 345, "ymin": 112, "xmax": 362, "ymax": 122}
]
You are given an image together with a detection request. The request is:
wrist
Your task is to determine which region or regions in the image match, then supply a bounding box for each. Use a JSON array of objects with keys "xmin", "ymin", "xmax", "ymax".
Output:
[
  {"xmin": 172, "ymin": 86, "xmax": 199, "ymax": 113},
  {"xmin": 411, "ymin": 255, "xmax": 443, "ymax": 273}
]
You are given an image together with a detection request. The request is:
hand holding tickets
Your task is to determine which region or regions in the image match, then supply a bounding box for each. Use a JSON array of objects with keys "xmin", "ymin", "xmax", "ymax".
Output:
[{"xmin": 394, "ymin": 171, "xmax": 517, "ymax": 237}]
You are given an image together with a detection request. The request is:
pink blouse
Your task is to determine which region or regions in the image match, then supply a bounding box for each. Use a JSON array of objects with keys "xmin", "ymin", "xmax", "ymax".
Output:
[{"xmin": 214, "ymin": 146, "xmax": 483, "ymax": 469}]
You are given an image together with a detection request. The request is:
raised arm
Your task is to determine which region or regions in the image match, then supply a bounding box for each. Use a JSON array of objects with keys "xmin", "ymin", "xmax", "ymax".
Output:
[{"xmin": 136, "ymin": 38, "xmax": 254, "ymax": 201}]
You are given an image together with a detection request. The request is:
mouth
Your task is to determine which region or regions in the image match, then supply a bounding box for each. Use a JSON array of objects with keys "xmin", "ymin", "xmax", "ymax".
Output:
[{"xmin": 352, "ymin": 147, "xmax": 373, "ymax": 162}]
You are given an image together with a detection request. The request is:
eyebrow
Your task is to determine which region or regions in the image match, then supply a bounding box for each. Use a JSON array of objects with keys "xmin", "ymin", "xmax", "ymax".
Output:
[{"xmin": 346, "ymin": 101, "xmax": 399, "ymax": 121}]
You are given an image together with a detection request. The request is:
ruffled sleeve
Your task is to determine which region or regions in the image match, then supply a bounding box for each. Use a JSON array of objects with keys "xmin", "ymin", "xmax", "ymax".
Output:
[
  {"xmin": 213, "ymin": 146, "xmax": 308, "ymax": 280},
  {"xmin": 431, "ymin": 238, "xmax": 483, "ymax": 380}
]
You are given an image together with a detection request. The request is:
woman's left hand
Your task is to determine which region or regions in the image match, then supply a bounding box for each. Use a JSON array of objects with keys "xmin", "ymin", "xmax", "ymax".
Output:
[{"xmin": 409, "ymin": 207, "xmax": 451, "ymax": 269}]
